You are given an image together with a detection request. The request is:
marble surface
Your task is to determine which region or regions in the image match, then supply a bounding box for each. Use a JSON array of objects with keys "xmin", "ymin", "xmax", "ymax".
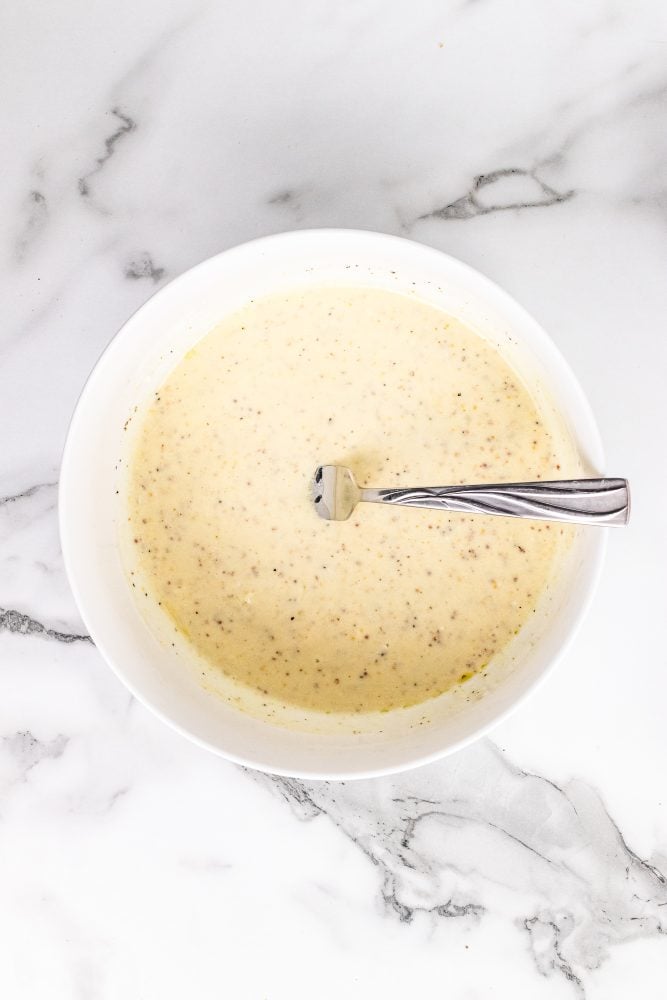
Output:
[{"xmin": 2, "ymin": 1, "xmax": 666, "ymax": 996}]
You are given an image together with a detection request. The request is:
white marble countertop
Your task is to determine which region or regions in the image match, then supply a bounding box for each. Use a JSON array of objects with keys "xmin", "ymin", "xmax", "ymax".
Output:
[{"xmin": 2, "ymin": 2, "xmax": 667, "ymax": 996}]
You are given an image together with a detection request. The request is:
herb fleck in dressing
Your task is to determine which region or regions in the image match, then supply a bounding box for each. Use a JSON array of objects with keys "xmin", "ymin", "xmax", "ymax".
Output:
[{"xmin": 128, "ymin": 287, "xmax": 576, "ymax": 715}]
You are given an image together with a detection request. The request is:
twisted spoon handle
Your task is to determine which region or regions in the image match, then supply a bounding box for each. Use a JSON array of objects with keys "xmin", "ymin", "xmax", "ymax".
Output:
[{"xmin": 360, "ymin": 478, "xmax": 630, "ymax": 526}]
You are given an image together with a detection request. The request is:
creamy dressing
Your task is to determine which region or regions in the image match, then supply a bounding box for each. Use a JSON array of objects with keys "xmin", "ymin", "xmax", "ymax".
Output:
[{"xmin": 127, "ymin": 287, "xmax": 577, "ymax": 716}]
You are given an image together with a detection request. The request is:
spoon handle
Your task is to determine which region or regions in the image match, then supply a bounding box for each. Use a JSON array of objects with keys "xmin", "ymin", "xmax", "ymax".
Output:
[{"xmin": 360, "ymin": 478, "xmax": 630, "ymax": 526}]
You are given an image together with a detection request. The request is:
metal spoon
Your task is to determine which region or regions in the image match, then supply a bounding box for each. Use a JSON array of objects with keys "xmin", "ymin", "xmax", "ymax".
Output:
[{"xmin": 312, "ymin": 465, "xmax": 630, "ymax": 526}]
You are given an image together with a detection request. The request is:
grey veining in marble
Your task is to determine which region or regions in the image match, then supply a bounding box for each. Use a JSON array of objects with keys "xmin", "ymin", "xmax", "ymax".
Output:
[
  {"xmin": 0, "ymin": 608, "xmax": 91, "ymax": 645},
  {"xmin": 420, "ymin": 167, "xmax": 575, "ymax": 221},
  {"xmin": 78, "ymin": 107, "xmax": 138, "ymax": 201},
  {"xmin": 124, "ymin": 253, "xmax": 166, "ymax": 283},
  {"xmin": 3, "ymin": 731, "xmax": 69, "ymax": 783},
  {"xmin": 256, "ymin": 741, "xmax": 667, "ymax": 994}
]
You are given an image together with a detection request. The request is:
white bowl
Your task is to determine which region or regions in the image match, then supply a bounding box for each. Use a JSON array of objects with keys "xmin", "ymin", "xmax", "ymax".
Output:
[{"xmin": 60, "ymin": 229, "xmax": 605, "ymax": 779}]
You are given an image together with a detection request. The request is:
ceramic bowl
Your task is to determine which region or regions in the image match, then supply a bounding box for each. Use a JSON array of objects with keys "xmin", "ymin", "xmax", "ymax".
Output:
[{"xmin": 60, "ymin": 230, "xmax": 605, "ymax": 778}]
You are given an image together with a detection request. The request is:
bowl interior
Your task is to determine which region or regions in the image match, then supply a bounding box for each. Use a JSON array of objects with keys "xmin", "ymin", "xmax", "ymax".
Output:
[{"xmin": 59, "ymin": 230, "xmax": 604, "ymax": 778}]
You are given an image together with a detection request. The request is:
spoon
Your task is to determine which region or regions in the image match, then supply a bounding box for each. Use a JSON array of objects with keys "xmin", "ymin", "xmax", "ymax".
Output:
[{"xmin": 312, "ymin": 465, "xmax": 630, "ymax": 526}]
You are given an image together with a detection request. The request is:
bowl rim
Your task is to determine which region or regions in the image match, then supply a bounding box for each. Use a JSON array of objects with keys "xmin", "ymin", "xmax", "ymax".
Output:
[{"xmin": 59, "ymin": 228, "xmax": 607, "ymax": 779}]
